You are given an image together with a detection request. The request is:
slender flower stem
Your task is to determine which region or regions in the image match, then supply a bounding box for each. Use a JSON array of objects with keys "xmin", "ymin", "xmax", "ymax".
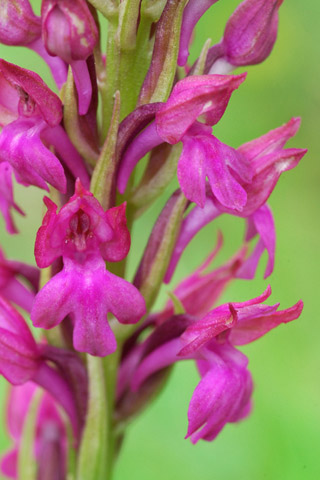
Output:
[{"xmin": 103, "ymin": 348, "xmax": 121, "ymax": 479}]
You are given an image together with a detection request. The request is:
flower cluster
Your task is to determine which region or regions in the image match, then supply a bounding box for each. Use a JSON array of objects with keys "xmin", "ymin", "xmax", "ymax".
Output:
[{"xmin": 0, "ymin": 1, "xmax": 306, "ymax": 479}]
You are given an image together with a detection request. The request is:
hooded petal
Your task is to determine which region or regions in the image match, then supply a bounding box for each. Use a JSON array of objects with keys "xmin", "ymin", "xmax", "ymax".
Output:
[
  {"xmin": 34, "ymin": 180, "xmax": 114, "ymax": 267},
  {"xmin": 179, "ymin": 128, "xmax": 249, "ymax": 209},
  {"xmin": 156, "ymin": 74, "xmax": 246, "ymax": 143},
  {"xmin": 179, "ymin": 304, "xmax": 237, "ymax": 356},
  {"xmin": 0, "ymin": 59, "xmax": 63, "ymax": 126}
]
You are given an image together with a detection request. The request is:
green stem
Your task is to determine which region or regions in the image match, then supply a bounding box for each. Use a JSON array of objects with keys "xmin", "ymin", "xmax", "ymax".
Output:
[
  {"xmin": 118, "ymin": 15, "xmax": 154, "ymax": 121},
  {"xmin": 76, "ymin": 356, "xmax": 108, "ymax": 480},
  {"xmin": 103, "ymin": 347, "xmax": 122, "ymax": 479},
  {"xmin": 101, "ymin": 19, "xmax": 120, "ymax": 139}
]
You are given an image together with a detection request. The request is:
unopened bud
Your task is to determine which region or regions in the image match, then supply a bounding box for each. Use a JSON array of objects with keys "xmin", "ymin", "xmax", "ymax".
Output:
[{"xmin": 223, "ymin": 0, "xmax": 283, "ymax": 66}]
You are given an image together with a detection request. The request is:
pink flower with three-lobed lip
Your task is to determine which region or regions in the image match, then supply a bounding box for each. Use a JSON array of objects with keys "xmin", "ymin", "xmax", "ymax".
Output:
[
  {"xmin": 165, "ymin": 118, "xmax": 307, "ymax": 282},
  {"xmin": 130, "ymin": 286, "xmax": 303, "ymax": 443},
  {"xmin": 0, "ymin": 59, "xmax": 90, "ymax": 233},
  {"xmin": 31, "ymin": 179, "xmax": 146, "ymax": 356}
]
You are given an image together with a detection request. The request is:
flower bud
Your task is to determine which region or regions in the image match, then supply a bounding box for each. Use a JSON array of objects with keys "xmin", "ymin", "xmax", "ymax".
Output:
[
  {"xmin": 0, "ymin": 0, "xmax": 41, "ymax": 46},
  {"xmin": 223, "ymin": 0, "xmax": 283, "ymax": 66},
  {"xmin": 41, "ymin": 0, "xmax": 98, "ymax": 64},
  {"xmin": 41, "ymin": 0, "xmax": 99, "ymax": 114}
]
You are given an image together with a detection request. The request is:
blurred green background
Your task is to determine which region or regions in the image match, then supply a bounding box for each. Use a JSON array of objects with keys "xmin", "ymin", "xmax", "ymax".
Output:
[{"xmin": 0, "ymin": 1, "xmax": 319, "ymax": 479}]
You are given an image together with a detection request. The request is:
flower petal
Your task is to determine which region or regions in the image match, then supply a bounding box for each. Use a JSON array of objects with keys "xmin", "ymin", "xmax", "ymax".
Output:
[
  {"xmin": 230, "ymin": 300, "xmax": 303, "ymax": 345},
  {"xmin": 0, "ymin": 120, "xmax": 66, "ymax": 192},
  {"xmin": 156, "ymin": 74, "xmax": 246, "ymax": 143},
  {"xmin": 178, "ymin": 135, "xmax": 207, "ymax": 207}
]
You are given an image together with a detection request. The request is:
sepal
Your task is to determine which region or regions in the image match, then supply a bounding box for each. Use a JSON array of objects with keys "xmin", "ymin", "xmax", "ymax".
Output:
[
  {"xmin": 156, "ymin": 74, "xmax": 247, "ymax": 143},
  {"xmin": 0, "ymin": 59, "xmax": 62, "ymax": 127}
]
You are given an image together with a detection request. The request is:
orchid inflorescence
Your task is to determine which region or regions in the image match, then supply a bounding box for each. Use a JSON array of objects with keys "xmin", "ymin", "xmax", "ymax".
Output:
[{"xmin": 0, "ymin": 1, "xmax": 306, "ymax": 479}]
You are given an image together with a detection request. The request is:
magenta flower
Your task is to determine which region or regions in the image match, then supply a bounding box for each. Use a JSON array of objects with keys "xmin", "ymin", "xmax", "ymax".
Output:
[
  {"xmin": 118, "ymin": 74, "xmax": 252, "ymax": 210},
  {"xmin": 0, "ymin": 60, "xmax": 89, "ymax": 202},
  {"xmin": 186, "ymin": 341, "xmax": 253, "ymax": 443},
  {"xmin": 0, "ymin": 59, "xmax": 64, "ymax": 192},
  {"xmin": 178, "ymin": 286, "xmax": 301, "ymax": 355},
  {"xmin": 0, "ymin": 383, "xmax": 67, "ymax": 480},
  {"xmin": 165, "ymin": 118, "xmax": 307, "ymax": 281},
  {"xmin": 31, "ymin": 180, "xmax": 146, "ymax": 356},
  {"xmin": 131, "ymin": 287, "xmax": 302, "ymax": 442},
  {"xmin": 41, "ymin": 0, "xmax": 98, "ymax": 115},
  {"xmin": 222, "ymin": 0, "xmax": 283, "ymax": 67},
  {"xmin": 207, "ymin": 0, "xmax": 284, "ymax": 75}
]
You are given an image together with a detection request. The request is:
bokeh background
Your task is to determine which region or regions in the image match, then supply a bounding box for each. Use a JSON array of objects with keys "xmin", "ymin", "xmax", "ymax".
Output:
[{"xmin": 0, "ymin": 1, "xmax": 319, "ymax": 479}]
